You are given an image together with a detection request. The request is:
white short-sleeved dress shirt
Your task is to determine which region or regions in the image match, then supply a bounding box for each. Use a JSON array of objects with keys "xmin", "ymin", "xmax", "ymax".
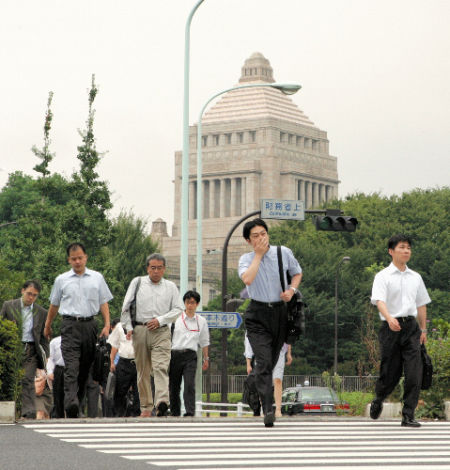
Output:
[
  {"xmin": 371, "ymin": 262, "xmax": 431, "ymax": 321},
  {"xmin": 172, "ymin": 312, "xmax": 210, "ymax": 353}
]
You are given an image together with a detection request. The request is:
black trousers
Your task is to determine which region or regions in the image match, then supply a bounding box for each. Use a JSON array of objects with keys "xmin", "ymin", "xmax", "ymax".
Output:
[
  {"xmin": 60, "ymin": 317, "xmax": 97, "ymax": 415},
  {"xmin": 52, "ymin": 365, "xmax": 65, "ymax": 418},
  {"xmin": 114, "ymin": 357, "xmax": 140, "ymax": 417},
  {"xmin": 169, "ymin": 350, "xmax": 197, "ymax": 416},
  {"xmin": 245, "ymin": 300, "xmax": 287, "ymax": 415},
  {"xmin": 21, "ymin": 343, "xmax": 39, "ymax": 417},
  {"xmin": 375, "ymin": 317, "xmax": 422, "ymax": 419}
]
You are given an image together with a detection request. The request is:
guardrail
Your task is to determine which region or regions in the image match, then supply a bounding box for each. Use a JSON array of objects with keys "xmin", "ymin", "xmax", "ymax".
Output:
[
  {"xmin": 195, "ymin": 401, "xmax": 253, "ymax": 417},
  {"xmin": 203, "ymin": 375, "xmax": 378, "ymax": 394}
]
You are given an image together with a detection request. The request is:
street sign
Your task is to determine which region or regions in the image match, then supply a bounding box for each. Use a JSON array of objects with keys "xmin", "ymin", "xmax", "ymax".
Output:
[
  {"xmin": 261, "ymin": 199, "xmax": 305, "ymax": 220},
  {"xmin": 199, "ymin": 312, "xmax": 242, "ymax": 329}
]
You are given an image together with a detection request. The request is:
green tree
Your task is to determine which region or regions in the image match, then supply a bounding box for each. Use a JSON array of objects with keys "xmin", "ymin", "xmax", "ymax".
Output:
[{"xmin": 32, "ymin": 91, "xmax": 54, "ymax": 178}]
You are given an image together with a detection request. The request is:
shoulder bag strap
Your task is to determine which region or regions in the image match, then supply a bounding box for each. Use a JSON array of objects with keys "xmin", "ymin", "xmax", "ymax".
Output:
[{"xmin": 277, "ymin": 246, "xmax": 286, "ymax": 293}]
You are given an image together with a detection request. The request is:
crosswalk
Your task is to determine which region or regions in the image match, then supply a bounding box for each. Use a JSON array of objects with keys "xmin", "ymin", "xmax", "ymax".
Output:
[{"xmin": 24, "ymin": 419, "xmax": 450, "ymax": 469}]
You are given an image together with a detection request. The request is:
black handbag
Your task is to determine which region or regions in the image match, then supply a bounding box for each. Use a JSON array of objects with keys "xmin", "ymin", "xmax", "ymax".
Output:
[
  {"xmin": 421, "ymin": 344, "xmax": 433, "ymax": 390},
  {"xmin": 277, "ymin": 246, "xmax": 306, "ymax": 344}
]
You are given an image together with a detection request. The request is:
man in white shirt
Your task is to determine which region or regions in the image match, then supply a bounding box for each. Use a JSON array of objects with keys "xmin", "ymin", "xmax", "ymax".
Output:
[
  {"xmin": 370, "ymin": 234, "xmax": 431, "ymax": 427},
  {"xmin": 108, "ymin": 320, "xmax": 140, "ymax": 417},
  {"xmin": 169, "ymin": 290, "xmax": 209, "ymax": 417},
  {"xmin": 121, "ymin": 253, "xmax": 183, "ymax": 417}
]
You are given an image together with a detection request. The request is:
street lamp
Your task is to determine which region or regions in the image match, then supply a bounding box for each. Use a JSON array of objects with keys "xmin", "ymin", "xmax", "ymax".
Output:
[
  {"xmin": 334, "ymin": 256, "xmax": 351, "ymax": 375},
  {"xmin": 180, "ymin": 0, "xmax": 206, "ymax": 297},
  {"xmin": 195, "ymin": 82, "xmax": 302, "ymax": 300}
]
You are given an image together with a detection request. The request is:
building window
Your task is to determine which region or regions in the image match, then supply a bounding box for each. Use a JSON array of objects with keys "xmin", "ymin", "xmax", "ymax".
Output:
[
  {"xmin": 280, "ymin": 132, "xmax": 285, "ymax": 143},
  {"xmin": 209, "ymin": 289, "xmax": 217, "ymax": 302},
  {"xmin": 249, "ymin": 131, "xmax": 256, "ymax": 143},
  {"xmin": 288, "ymin": 134, "xmax": 294, "ymax": 144},
  {"xmin": 296, "ymin": 136, "xmax": 303, "ymax": 146},
  {"xmin": 202, "ymin": 135, "xmax": 207, "ymax": 147},
  {"xmin": 213, "ymin": 135, "xmax": 219, "ymax": 146},
  {"xmin": 237, "ymin": 132, "xmax": 244, "ymax": 144},
  {"xmin": 225, "ymin": 133, "xmax": 232, "ymax": 144}
]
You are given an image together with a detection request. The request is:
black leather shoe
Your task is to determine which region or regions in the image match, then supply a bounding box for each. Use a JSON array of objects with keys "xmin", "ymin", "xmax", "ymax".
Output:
[
  {"xmin": 370, "ymin": 399, "xmax": 383, "ymax": 419},
  {"xmin": 156, "ymin": 401, "xmax": 168, "ymax": 417},
  {"xmin": 264, "ymin": 411, "xmax": 275, "ymax": 427},
  {"xmin": 22, "ymin": 412, "xmax": 36, "ymax": 420},
  {"xmin": 401, "ymin": 416, "xmax": 421, "ymax": 427},
  {"xmin": 65, "ymin": 404, "xmax": 79, "ymax": 418}
]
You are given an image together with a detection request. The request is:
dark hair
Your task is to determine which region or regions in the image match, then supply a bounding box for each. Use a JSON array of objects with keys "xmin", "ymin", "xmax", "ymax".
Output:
[
  {"xmin": 242, "ymin": 218, "xmax": 268, "ymax": 240},
  {"xmin": 22, "ymin": 279, "xmax": 42, "ymax": 292},
  {"xmin": 388, "ymin": 234, "xmax": 412, "ymax": 251},
  {"xmin": 146, "ymin": 253, "xmax": 166, "ymax": 267},
  {"xmin": 66, "ymin": 242, "xmax": 86, "ymax": 257},
  {"xmin": 183, "ymin": 290, "xmax": 201, "ymax": 303},
  {"xmin": 111, "ymin": 318, "xmax": 120, "ymax": 328}
]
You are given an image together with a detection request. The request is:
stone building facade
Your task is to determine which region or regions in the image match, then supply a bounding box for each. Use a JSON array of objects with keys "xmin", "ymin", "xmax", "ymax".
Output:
[{"xmin": 153, "ymin": 52, "xmax": 339, "ymax": 302}]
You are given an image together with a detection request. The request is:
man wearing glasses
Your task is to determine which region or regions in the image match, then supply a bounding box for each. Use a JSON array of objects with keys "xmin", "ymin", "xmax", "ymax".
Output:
[
  {"xmin": 239, "ymin": 218, "xmax": 302, "ymax": 427},
  {"xmin": 121, "ymin": 253, "xmax": 183, "ymax": 417},
  {"xmin": 1, "ymin": 280, "xmax": 49, "ymax": 419},
  {"xmin": 169, "ymin": 290, "xmax": 210, "ymax": 417}
]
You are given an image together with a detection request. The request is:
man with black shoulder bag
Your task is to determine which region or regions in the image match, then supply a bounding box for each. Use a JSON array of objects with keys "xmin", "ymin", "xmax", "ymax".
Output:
[{"xmin": 239, "ymin": 218, "xmax": 302, "ymax": 427}]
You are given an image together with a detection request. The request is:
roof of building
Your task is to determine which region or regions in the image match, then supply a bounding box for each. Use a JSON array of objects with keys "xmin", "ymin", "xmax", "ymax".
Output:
[{"xmin": 201, "ymin": 52, "xmax": 315, "ymax": 127}]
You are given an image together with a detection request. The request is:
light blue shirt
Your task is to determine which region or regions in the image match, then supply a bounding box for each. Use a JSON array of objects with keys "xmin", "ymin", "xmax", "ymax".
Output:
[
  {"xmin": 49, "ymin": 268, "xmax": 113, "ymax": 318},
  {"xmin": 238, "ymin": 245, "xmax": 302, "ymax": 303},
  {"xmin": 21, "ymin": 299, "xmax": 34, "ymax": 342}
]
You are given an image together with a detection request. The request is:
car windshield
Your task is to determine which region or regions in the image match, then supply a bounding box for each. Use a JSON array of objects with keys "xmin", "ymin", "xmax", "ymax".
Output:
[{"xmin": 300, "ymin": 388, "xmax": 337, "ymax": 401}]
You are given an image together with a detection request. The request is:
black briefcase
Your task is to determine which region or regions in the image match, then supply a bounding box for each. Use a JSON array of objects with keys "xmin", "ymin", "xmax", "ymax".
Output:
[{"xmin": 421, "ymin": 344, "xmax": 433, "ymax": 390}]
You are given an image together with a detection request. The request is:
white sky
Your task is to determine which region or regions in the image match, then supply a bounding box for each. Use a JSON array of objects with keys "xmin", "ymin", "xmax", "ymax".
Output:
[{"xmin": 1, "ymin": 0, "xmax": 449, "ymax": 232}]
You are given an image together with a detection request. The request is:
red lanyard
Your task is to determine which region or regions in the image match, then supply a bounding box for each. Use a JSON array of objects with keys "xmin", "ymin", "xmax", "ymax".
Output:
[{"xmin": 182, "ymin": 312, "xmax": 199, "ymax": 332}]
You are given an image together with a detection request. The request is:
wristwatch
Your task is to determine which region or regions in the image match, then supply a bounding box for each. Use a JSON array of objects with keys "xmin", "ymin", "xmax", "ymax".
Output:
[{"xmin": 290, "ymin": 286, "xmax": 298, "ymax": 294}]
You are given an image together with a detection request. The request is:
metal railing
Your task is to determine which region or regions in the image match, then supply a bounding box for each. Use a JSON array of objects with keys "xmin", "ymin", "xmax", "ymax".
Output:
[{"xmin": 203, "ymin": 375, "xmax": 378, "ymax": 394}]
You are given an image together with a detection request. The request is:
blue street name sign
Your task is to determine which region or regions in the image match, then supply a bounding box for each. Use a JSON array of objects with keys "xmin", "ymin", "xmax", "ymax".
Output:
[
  {"xmin": 261, "ymin": 198, "xmax": 305, "ymax": 220},
  {"xmin": 199, "ymin": 312, "xmax": 242, "ymax": 329}
]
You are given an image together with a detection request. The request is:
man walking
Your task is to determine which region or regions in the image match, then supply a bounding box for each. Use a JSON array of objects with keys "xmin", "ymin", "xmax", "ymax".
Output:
[
  {"xmin": 44, "ymin": 242, "xmax": 113, "ymax": 418},
  {"xmin": 108, "ymin": 320, "xmax": 140, "ymax": 417},
  {"xmin": 169, "ymin": 290, "xmax": 210, "ymax": 417},
  {"xmin": 121, "ymin": 253, "xmax": 183, "ymax": 417},
  {"xmin": 370, "ymin": 234, "xmax": 431, "ymax": 427},
  {"xmin": 239, "ymin": 218, "xmax": 302, "ymax": 427},
  {"xmin": 1, "ymin": 280, "xmax": 48, "ymax": 419}
]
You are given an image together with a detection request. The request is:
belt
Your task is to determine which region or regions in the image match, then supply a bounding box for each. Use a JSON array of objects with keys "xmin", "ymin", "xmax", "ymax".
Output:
[
  {"xmin": 62, "ymin": 315, "xmax": 94, "ymax": 322},
  {"xmin": 22, "ymin": 341, "xmax": 35, "ymax": 345},
  {"xmin": 119, "ymin": 357, "xmax": 135, "ymax": 363},
  {"xmin": 250, "ymin": 299, "xmax": 285, "ymax": 308},
  {"xmin": 172, "ymin": 349, "xmax": 196, "ymax": 354},
  {"xmin": 396, "ymin": 316, "xmax": 416, "ymax": 323},
  {"xmin": 134, "ymin": 321, "xmax": 167, "ymax": 328}
]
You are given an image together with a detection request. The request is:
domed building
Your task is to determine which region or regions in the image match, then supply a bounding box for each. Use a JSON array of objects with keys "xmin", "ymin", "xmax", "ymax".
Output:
[{"xmin": 153, "ymin": 52, "xmax": 339, "ymax": 302}]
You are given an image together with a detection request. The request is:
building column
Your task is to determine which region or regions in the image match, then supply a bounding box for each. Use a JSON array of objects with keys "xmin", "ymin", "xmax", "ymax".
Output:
[
  {"xmin": 219, "ymin": 179, "xmax": 226, "ymax": 218},
  {"xmin": 189, "ymin": 181, "xmax": 196, "ymax": 219},
  {"xmin": 209, "ymin": 179, "xmax": 216, "ymax": 218},
  {"xmin": 230, "ymin": 178, "xmax": 237, "ymax": 217},
  {"xmin": 241, "ymin": 177, "xmax": 247, "ymax": 214},
  {"xmin": 306, "ymin": 181, "xmax": 312, "ymax": 209},
  {"xmin": 319, "ymin": 183, "xmax": 325, "ymax": 204},
  {"xmin": 203, "ymin": 180, "xmax": 210, "ymax": 219},
  {"xmin": 313, "ymin": 182, "xmax": 319, "ymax": 208}
]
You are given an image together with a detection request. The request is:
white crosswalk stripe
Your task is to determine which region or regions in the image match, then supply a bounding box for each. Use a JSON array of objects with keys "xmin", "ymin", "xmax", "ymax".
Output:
[{"xmin": 24, "ymin": 419, "xmax": 450, "ymax": 470}]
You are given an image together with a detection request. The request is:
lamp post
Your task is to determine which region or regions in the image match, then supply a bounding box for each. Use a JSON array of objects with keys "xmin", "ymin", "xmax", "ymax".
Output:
[
  {"xmin": 180, "ymin": 0, "xmax": 206, "ymax": 297},
  {"xmin": 334, "ymin": 256, "xmax": 351, "ymax": 375},
  {"xmin": 195, "ymin": 83, "xmax": 301, "ymax": 299}
]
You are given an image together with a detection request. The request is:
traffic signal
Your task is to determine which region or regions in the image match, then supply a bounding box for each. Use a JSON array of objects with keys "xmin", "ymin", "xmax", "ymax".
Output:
[{"xmin": 314, "ymin": 211, "xmax": 358, "ymax": 232}]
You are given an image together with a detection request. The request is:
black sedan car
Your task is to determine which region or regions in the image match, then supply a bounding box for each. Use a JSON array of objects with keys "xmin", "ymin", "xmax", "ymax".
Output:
[{"xmin": 281, "ymin": 386, "xmax": 349, "ymax": 415}]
